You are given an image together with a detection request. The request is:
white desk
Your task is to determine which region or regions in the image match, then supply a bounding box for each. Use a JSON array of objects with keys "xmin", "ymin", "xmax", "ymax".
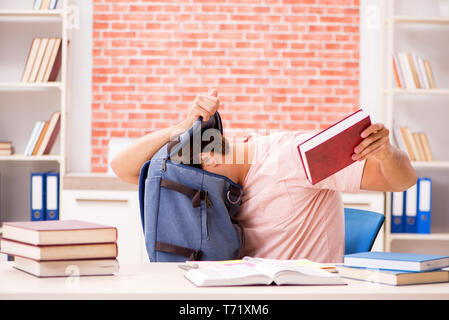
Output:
[{"xmin": 1, "ymin": 262, "xmax": 449, "ymax": 300}]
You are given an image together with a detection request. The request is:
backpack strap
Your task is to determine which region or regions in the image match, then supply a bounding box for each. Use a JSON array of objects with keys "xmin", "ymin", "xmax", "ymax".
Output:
[
  {"xmin": 160, "ymin": 178, "xmax": 208, "ymax": 208},
  {"xmin": 138, "ymin": 160, "xmax": 151, "ymax": 231},
  {"xmin": 155, "ymin": 241, "xmax": 202, "ymax": 261}
]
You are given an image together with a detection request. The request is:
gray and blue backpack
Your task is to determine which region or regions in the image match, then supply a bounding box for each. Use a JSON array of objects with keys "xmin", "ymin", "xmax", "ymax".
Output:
[{"xmin": 138, "ymin": 112, "xmax": 244, "ymax": 262}]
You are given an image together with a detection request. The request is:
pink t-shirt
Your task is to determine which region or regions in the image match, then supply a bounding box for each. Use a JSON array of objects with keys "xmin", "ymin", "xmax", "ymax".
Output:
[{"xmin": 237, "ymin": 131, "xmax": 366, "ymax": 263}]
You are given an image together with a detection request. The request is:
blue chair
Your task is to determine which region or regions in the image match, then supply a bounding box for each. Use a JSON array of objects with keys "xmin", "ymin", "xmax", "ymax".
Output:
[{"xmin": 344, "ymin": 208, "xmax": 385, "ymax": 255}]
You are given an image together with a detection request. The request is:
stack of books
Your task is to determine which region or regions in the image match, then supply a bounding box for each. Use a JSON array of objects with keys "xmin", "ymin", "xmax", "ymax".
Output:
[
  {"xmin": 0, "ymin": 220, "xmax": 119, "ymax": 277},
  {"xmin": 24, "ymin": 111, "xmax": 61, "ymax": 156},
  {"xmin": 393, "ymin": 123, "xmax": 433, "ymax": 162},
  {"xmin": 0, "ymin": 141, "xmax": 14, "ymax": 156},
  {"xmin": 337, "ymin": 251, "xmax": 449, "ymax": 286},
  {"xmin": 21, "ymin": 38, "xmax": 62, "ymax": 83},
  {"xmin": 393, "ymin": 53, "xmax": 435, "ymax": 89},
  {"xmin": 33, "ymin": 0, "xmax": 59, "ymax": 10}
]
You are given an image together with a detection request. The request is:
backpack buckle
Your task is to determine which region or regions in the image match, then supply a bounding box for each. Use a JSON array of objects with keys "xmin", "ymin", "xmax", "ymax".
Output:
[{"xmin": 227, "ymin": 190, "xmax": 241, "ymax": 205}]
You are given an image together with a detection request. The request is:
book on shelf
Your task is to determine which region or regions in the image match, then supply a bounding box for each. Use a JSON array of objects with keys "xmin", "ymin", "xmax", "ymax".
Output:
[
  {"xmin": 297, "ymin": 108, "xmax": 371, "ymax": 185},
  {"xmin": 24, "ymin": 121, "xmax": 45, "ymax": 156},
  {"xmin": 184, "ymin": 259, "xmax": 346, "ymax": 287},
  {"xmin": 21, "ymin": 38, "xmax": 62, "ymax": 83},
  {"xmin": 13, "ymin": 256, "xmax": 119, "ymax": 278},
  {"xmin": 336, "ymin": 265, "xmax": 449, "ymax": 286},
  {"xmin": 393, "ymin": 52, "xmax": 436, "ymax": 89},
  {"xmin": 424, "ymin": 60, "xmax": 435, "ymax": 89},
  {"xmin": 0, "ymin": 141, "xmax": 14, "ymax": 156},
  {"xmin": 37, "ymin": 111, "xmax": 61, "ymax": 156},
  {"xmin": 33, "ymin": 0, "xmax": 59, "ymax": 10},
  {"xmin": 394, "ymin": 125, "xmax": 434, "ymax": 162},
  {"xmin": 392, "ymin": 54, "xmax": 404, "ymax": 89},
  {"xmin": 23, "ymin": 111, "xmax": 61, "ymax": 157},
  {"xmin": 343, "ymin": 252, "xmax": 449, "ymax": 272}
]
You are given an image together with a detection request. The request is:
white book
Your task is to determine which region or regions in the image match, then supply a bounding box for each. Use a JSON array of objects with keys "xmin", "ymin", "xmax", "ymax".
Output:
[
  {"xmin": 418, "ymin": 57, "xmax": 430, "ymax": 89},
  {"xmin": 33, "ymin": 0, "xmax": 43, "ymax": 10},
  {"xmin": 184, "ymin": 261, "xmax": 346, "ymax": 287},
  {"xmin": 26, "ymin": 121, "xmax": 45, "ymax": 156},
  {"xmin": 49, "ymin": 0, "xmax": 59, "ymax": 10},
  {"xmin": 398, "ymin": 53, "xmax": 415, "ymax": 89},
  {"xmin": 23, "ymin": 122, "xmax": 42, "ymax": 155},
  {"xmin": 412, "ymin": 54, "xmax": 425, "ymax": 89}
]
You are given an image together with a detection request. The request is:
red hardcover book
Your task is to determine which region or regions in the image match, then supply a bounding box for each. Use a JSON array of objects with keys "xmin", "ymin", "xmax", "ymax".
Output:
[{"xmin": 297, "ymin": 109, "xmax": 371, "ymax": 185}]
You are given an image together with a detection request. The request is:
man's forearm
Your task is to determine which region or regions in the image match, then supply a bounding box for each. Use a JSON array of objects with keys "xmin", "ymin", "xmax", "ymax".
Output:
[{"xmin": 110, "ymin": 121, "xmax": 188, "ymax": 185}]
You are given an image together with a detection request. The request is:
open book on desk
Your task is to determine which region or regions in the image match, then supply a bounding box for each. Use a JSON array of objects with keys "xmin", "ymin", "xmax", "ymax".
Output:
[{"xmin": 184, "ymin": 260, "xmax": 346, "ymax": 287}]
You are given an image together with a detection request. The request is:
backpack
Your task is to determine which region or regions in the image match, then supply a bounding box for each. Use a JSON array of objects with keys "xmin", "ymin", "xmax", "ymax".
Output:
[{"xmin": 138, "ymin": 112, "xmax": 245, "ymax": 262}]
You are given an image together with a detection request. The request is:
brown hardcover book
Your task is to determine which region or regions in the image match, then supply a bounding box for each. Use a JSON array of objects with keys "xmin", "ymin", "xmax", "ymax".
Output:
[
  {"xmin": 424, "ymin": 60, "xmax": 435, "ymax": 89},
  {"xmin": 21, "ymin": 38, "xmax": 41, "ymax": 83},
  {"xmin": 36, "ymin": 111, "xmax": 60, "ymax": 155},
  {"xmin": 13, "ymin": 256, "xmax": 119, "ymax": 278},
  {"xmin": 47, "ymin": 39, "xmax": 62, "ymax": 82},
  {"xmin": 1, "ymin": 220, "xmax": 118, "ymax": 245},
  {"xmin": 407, "ymin": 53, "xmax": 420, "ymax": 89},
  {"xmin": 32, "ymin": 121, "xmax": 49, "ymax": 155},
  {"xmin": 43, "ymin": 38, "xmax": 61, "ymax": 82},
  {"xmin": 0, "ymin": 238, "xmax": 118, "ymax": 261},
  {"xmin": 419, "ymin": 133, "xmax": 434, "ymax": 161},
  {"xmin": 413, "ymin": 132, "xmax": 427, "ymax": 161},
  {"xmin": 399, "ymin": 126, "xmax": 415, "ymax": 161}
]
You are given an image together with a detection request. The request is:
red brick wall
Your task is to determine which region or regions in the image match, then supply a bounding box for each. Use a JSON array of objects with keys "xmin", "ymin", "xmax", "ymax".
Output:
[{"xmin": 92, "ymin": 0, "xmax": 360, "ymax": 173}]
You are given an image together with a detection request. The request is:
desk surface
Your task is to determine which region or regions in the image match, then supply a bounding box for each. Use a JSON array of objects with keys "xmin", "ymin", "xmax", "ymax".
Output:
[{"xmin": 1, "ymin": 262, "xmax": 449, "ymax": 300}]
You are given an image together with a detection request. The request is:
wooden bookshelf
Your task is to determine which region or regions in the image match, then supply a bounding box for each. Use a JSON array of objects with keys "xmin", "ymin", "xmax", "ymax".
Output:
[
  {"xmin": 391, "ymin": 88, "xmax": 449, "ymax": 95},
  {"xmin": 0, "ymin": 82, "xmax": 63, "ymax": 90},
  {"xmin": 393, "ymin": 15, "xmax": 449, "ymax": 24},
  {"xmin": 0, "ymin": 0, "xmax": 69, "ymax": 223},
  {"xmin": 381, "ymin": 0, "xmax": 449, "ymax": 255},
  {"xmin": 0, "ymin": 9, "xmax": 64, "ymax": 17},
  {"xmin": 0, "ymin": 155, "xmax": 62, "ymax": 162}
]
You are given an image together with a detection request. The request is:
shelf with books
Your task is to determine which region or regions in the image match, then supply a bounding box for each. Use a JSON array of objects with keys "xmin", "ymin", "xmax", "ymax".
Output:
[
  {"xmin": 381, "ymin": 0, "xmax": 449, "ymax": 255},
  {"xmin": 0, "ymin": 82, "xmax": 62, "ymax": 90},
  {"xmin": 0, "ymin": 155, "xmax": 61, "ymax": 162},
  {"xmin": 0, "ymin": 0, "xmax": 68, "ymax": 225},
  {"xmin": 0, "ymin": 9, "xmax": 63, "ymax": 17}
]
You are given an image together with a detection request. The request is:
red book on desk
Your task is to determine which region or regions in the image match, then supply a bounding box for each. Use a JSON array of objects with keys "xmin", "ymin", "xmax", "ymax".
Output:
[{"xmin": 297, "ymin": 109, "xmax": 371, "ymax": 185}]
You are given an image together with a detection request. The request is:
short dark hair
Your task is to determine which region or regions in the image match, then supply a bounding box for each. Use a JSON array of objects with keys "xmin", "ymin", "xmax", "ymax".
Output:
[{"xmin": 173, "ymin": 131, "xmax": 229, "ymax": 169}]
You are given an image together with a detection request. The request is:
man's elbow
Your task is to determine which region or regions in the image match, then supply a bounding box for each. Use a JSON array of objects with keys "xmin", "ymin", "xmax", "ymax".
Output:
[
  {"xmin": 391, "ymin": 170, "xmax": 418, "ymax": 192},
  {"xmin": 110, "ymin": 157, "xmax": 136, "ymax": 184}
]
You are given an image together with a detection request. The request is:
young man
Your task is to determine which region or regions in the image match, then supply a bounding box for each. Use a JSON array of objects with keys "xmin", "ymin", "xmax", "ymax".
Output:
[{"xmin": 111, "ymin": 89, "xmax": 417, "ymax": 262}]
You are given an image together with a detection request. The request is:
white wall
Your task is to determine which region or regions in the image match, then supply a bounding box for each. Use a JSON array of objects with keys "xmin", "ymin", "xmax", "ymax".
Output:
[
  {"xmin": 67, "ymin": 0, "xmax": 92, "ymax": 173},
  {"xmin": 359, "ymin": 0, "xmax": 382, "ymax": 123}
]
